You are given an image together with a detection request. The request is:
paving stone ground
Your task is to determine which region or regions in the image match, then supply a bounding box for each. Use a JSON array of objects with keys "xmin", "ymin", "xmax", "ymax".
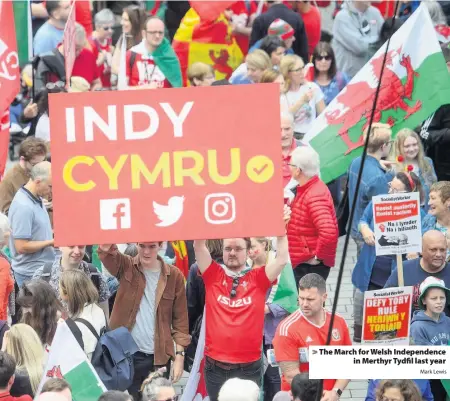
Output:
[{"xmin": 175, "ymin": 236, "xmax": 369, "ymax": 400}]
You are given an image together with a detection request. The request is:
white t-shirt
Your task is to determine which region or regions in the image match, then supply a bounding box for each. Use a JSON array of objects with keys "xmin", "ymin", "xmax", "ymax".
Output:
[
  {"xmin": 75, "ymin": 303, "xmax": 107, "ymax": 360},
  {"xmin": 35, "ymin": 113, "xmax": 50, "ymax": 142},
  {"xmin": 282, "ymin": 82, "xmax": 324, "ymax": 134}
]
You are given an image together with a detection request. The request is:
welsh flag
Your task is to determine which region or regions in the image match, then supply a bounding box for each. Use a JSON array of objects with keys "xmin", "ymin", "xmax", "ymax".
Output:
[
  {"xmin": 12, "ymin": 0, "xmax": 32, "ymax": 67},
  {"xmin": 172, "ymin": 8, "xmax": 244, "ymax": 86},
  {"xmin": 303, "ymin": 4, "xmax": 450, "ymax": 184},
  {"xmin": 36, "ymin": 322, "xmax": 106, "ymax": 401},
  {"xmin": 181, "ymin": 264, "xmax": 298, "ymax": 401}
]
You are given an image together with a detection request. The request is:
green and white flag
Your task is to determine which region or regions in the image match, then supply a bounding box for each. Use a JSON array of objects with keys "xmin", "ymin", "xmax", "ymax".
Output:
[
  {"xmin": 13, "ymin": 0, "xmax": 32, "ymax": 66},
  {"xmin": 304, "ymin": 3, "xmax": 450, "ymax": 184},
  {"xmin": 267, "ymin": 262, "xmax": 298, "ymax": 314},
  {"xmin": 36, "ymin": 322, "xmax": 106, "ymax": 401}
]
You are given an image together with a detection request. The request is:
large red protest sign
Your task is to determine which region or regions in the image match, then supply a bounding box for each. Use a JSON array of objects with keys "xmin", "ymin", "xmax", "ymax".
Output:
[
  {"xmin": 362, "ymin": 287, "xmax": 413, "ymax": 345},
  {"xmin": 0, "ymin": 1, "xmax": 20, "ymax": 116},
  {"xmin": 49, "ymin": 85, "xmax": 284, "ymax": 246},
  {"xmin": 64, "ymin": 1, "xmax": 76, "ymax": 87}
]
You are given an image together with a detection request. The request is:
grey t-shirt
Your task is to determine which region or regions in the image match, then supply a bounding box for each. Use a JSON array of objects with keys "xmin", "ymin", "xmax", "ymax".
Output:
[
  {"xmin": 8, "ymin": 187, "xmax": 55, "ymax": 277},
  {"xmin": 131, "ymin": 269, "xmax": 161, "ymax": 353}
]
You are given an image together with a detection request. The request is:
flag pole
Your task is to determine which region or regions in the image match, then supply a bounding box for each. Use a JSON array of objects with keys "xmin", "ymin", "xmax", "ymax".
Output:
[{"xmin": 316, "ymin": 1, "xmax": 402, "ymax": 400}]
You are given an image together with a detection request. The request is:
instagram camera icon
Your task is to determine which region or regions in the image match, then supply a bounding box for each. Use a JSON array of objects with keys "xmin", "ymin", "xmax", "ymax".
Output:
[
  {"xmin": 100, "ymin": 199, "xmax": 131, "ymax": 230},
  {"xmin": 205, "ymin": 193, "xmax": 236, "ymax": 225}
]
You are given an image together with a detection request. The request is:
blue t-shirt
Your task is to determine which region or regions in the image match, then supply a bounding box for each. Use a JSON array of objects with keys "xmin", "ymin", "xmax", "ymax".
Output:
[
  {"xmin": 315, "ymin": 72, "xmax": 350, "ymax": 106},
  {"xmin": 8, "ymin": 187, "xmax": 55, "ymax": 277},
  {"xmin": 384, "ymin": 258, "xmax": 450, "ymax": 315},
  {"xmin": 33, "ymin": 22, "xmax": 64, "ymax": 55}
]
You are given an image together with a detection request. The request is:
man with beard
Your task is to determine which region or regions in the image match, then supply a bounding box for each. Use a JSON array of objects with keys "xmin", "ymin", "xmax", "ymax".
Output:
[
  {"xmin": 385, "ymin": 230, "xmax": 450, "ymax": 315},
  {"xmin": 193, "ymin": 207, "xmax": 291, "ymax": 401},
  {"xmin": 33, "ymin": 1, "xmax": 72, "ymax": 55}
]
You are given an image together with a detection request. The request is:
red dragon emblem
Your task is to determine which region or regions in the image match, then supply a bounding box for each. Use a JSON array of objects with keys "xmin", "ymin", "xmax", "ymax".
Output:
[
  {"xmin": 325, "ymin": 46, "xmax": 422, "ymax": 155},
  {"xmin": 209, "ymin": 49, "xmax": 233, "ymax": 79},
  {"xmin": 46, "ymin": 365, "xmax": 63, "ymax": 379}
]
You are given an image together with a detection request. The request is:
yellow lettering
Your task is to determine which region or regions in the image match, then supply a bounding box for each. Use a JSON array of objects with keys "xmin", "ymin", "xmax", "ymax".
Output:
[
  {"xmin": 96, "ymin": 155, "xmax": 128, "ymax": 190},
  {"xmin": 63, "ymin": 156, "xmax": 96, "ymax": 192},
  {"xmin": 173, "ymin": 151, "xmax": 205, "ymax": 186},
  {"xmin": 208, "ymin": 148, "xmax": 240, "ymax": 185},
  {"xmin": 131, "ymin": 153, "xmax": 171, "ymax": 189}
]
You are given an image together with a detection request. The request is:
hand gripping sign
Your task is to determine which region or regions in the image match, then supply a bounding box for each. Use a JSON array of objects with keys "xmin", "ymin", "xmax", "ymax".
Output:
[{"xmin": 49, "ymin": 85, "xmax": 284, "ymax": 246}]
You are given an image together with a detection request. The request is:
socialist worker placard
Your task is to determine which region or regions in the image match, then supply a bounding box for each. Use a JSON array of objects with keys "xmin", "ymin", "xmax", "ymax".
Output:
[
  {"xmin": 49, "ymin": 85, "xmax": 284, "ymax": 246},
  {"xmin": 372, "ymin": 192, "xmax": 422, "ymax": 256}
]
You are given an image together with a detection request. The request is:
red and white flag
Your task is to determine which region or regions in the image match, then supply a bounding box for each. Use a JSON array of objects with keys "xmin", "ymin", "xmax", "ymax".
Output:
[
  {"xmin": 0, "ymin": 111, "xmax": 10, "ymax": 180},
  {"xmin": 181, "ymin": 313, "xmax": 208, "ymax": 401},
  {"xmin": 0, "ymin": 1, "xmax": 20, "ymax": 179},
  {"xmin": 64, "ymin": 1, "xmax": 77, "ymax": 87},
  {"xmin": 0, "ymin": 1, "xmax": 20, "ymax": 115},
  {"xmin": 435, "ymin": 24, "xmax": 450, "ymax": 43}
]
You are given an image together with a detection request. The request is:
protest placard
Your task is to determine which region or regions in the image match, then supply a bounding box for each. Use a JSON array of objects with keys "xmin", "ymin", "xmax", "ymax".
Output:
[
  {"xmin": 63, "ymin": 1, "xmax": 76, "ymax": 87},
  {"xmin": 373, "ymin": 192, "xmax": 421, "ymax": 256},
  {"xmin": 49, "ymin": 84, "xmax": 284, "ymax": 246},
  {"xmin": 362, "ymin": 287, "xmax": 413, "ymax": 345}
]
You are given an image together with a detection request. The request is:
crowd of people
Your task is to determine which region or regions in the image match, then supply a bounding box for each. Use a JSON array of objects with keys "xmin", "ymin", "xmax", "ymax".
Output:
[{"xmin": 1, "ymin": 1, "xmax": 450, "ymax": 401}]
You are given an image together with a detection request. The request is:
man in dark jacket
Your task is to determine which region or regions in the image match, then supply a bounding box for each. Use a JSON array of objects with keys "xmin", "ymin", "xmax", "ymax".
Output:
[{"xmin": 250, "ymin": 0, "xmax": 308, "ymax": 63}]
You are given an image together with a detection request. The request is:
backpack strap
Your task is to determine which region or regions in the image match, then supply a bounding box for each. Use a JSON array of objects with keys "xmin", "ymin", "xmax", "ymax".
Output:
[
  {"xmin": 66, "ymin": 318, "xmax": 85, "ymax": 349},
  {"xmin": 41, "ymin": 262, "xmax": 54, "ymax": 283},
  {"xmin": 75, "ymin": 318, "xmax": 101, "ymax": 341}
]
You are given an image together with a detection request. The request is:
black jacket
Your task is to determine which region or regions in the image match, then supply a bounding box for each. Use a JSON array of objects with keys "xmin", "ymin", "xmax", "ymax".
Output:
[
  {"xmin": 10, "ymin": 369, "xmax": 33, "ymax": 398},
  {"xmin": 250, "ymin": 3, "xmax": 309, "ymax": 63},
  {"xmin": 421, "ymin": 104, "xmax": 450, "ymax": 181}
]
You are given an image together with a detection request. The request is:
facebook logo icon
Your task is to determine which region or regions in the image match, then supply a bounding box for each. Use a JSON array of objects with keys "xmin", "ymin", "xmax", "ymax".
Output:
[{"xmin": 100, "ymin": 199, "xmax": 131, "ymax": 230}]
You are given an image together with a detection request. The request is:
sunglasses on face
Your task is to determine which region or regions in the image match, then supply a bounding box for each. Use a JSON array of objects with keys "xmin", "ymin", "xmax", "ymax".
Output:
[
  {"xmin": 230, "ymin": 277, "xmax": 239, "ymax": 298},
  {"xmin": 316, "ymin": 55, "xmax": 331, "ymax": 61},
  {"xmin": 102, "ymin": 26, "xmax": 113, "ymax": 31}
]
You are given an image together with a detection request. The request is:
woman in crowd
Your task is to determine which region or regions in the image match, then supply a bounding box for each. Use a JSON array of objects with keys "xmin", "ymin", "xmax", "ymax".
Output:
[
  {"xmin": 352, "ymin": 172, "xmax": 424, "ymax": 342},
  {"xmin": 187, "ymin": 62, "xmax": 216, "ymax": 87},
  {"xmin": 260, "ymin": 69, "xmax": 286, "ymax": 94},
  {"xmin": 280, "ymin": 54, "xmax": 325, "ymax": 140},
  {"xmin": 17, "ymin": 280, "xmax": 63, "ymax": 350},
  {"xmin": 391, "ymin": 128, "xmax": 437, "ymax": 211},
  {"xmin": 375, "ymin": 380, "xmax": 422, "ymax": 401},
  {"xmin": 410, "ymin": 277, "xmax": 450, "ymax": 401},
  {"xmin": 0, "ymin": 213, "xmax": 13, "ymax": 322},
  {"xmin": 141, "ymin": 368, "xmax": 176, "ymax": 401},
  {"xmin": 229, "ymin": 50, "xmax": 272, "ymax": 85},
  {"xmin": 59, "ymin": 270, "xmax": 107, "ymax": 360},
  {"xmin": 248, "ymin": 237, "xmax": 287, "ymax": 401},
  {"xmin": 111, "ymin": 5, "xmax": 147, "ymax": 79},
  {"xmin": 2, "ymin": 324, "xmax": 45, "ymax": 397},
  {"xmin": 423, "ymin": 181, "xmax": 450, "ymax": 260},
  {"xmin": 312, "ymin": 42, "xmax": 349, "ymax": 106},
  {"xmin": 230, "ymin": 36, "xmax": 285, "ymax": 84}
]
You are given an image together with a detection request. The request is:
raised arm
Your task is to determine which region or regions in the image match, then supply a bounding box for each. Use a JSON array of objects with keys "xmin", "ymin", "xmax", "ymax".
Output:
[
  {"xmin": 265, "ymin": 206, "xmax": 291, "ymax": 282},
  {"xmin": 97, "ymin": 244, "xmax": 130, "ymax": 278},
  {"xmin": 193, "ymin": 240, "xmax": 212, "ymax": 274}
]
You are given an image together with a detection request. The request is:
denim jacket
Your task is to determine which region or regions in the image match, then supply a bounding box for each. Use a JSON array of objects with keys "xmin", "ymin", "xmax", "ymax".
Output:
[
  {"xmin": 348, "ymin": 155, "xmax": 392, "ymax": 240},
  {"xmin": 352, "ymin": 201, "xmax": 426, "ymax": 292}
]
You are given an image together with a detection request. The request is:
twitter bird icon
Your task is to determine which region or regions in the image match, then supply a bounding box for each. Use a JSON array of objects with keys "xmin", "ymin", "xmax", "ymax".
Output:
[{"xmin": 153, "ymin": 196, "xmax": 185, "ymax": 227}]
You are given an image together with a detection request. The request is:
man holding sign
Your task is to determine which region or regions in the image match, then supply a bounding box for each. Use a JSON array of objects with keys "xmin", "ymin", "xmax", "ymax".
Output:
[{"xmin": 192, "ymin": 206, "xmax": 290, "ymax": 401}]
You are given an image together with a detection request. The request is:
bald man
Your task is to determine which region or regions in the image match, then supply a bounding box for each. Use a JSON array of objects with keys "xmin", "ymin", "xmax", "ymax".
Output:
[
  {"xmin": 8, "ymin": 161, "xmax": 55, "ymax": 287},
  {"xmin": 384, "ymin": 230, "xmax": 450, "ymax": 315}
]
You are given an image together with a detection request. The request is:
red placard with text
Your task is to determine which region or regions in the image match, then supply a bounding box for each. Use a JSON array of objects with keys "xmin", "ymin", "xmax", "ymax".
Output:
[
  {"xmin": 362, "ymin": 287, "xmax": 413, "ymax": 345},
  {"xmin": 49, "ymin": 85, "xmax": 284, "ymax": 246}
]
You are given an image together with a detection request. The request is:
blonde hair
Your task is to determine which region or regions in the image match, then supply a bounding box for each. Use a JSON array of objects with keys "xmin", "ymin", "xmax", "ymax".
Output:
[
  {"xmin": 260, "ymin": 69, "xmax": 282, "ymax": 83},
  {"xmin": 280, "ymin": 54, "xmax": 304, "ymax": 89},
  {"xmin": 246, "ymin": 50, "xmax": 272, "ymax": 71},
  {"xmin": 391, "ymin": 128, "xmax": 432, "ymax": 175},
  {"xmin": 59, "ymin": 270, "xmax": 99, "ymax": 318},
  {"xmin": 363, "ymin": 123, "xmax": 392, "ymax": 153},
  {"xmin": 6, "ymin": 324, "xmax": 44, "ymax": 394},
  {"xmin": 187, "ymin": 62, "xmax": 214, "ymax": 86}
]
